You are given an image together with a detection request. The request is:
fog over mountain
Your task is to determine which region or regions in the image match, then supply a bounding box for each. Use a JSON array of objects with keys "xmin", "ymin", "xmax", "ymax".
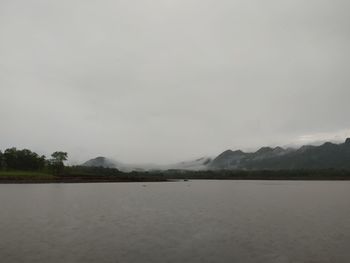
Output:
[
  {"xmin": 209, "ymin": 138, "xmax": 350, "ymax": 170},
  {"xmin": 82, "ymin": 138, "xmax": 350, "ymax": 171},
  {"xmin": 1, "ymin": 0, "xmax": 349, "ymax": 164},
  {"xmin": 83, "ymin": 156, "xmax": 212, "ymax": 172}
]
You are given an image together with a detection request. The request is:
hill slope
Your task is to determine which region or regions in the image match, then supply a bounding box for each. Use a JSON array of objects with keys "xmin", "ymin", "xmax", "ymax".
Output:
[
  {"xmin": 82, "ymin": 139, "xmax": 350, "ymax": 171},
  {"xmin": 82, "ymin": 156, "xmax": 212, "ymax": 172},
  {"xmin": 210, "ymin": 138, "xmax": 350, "ymax": 170}
]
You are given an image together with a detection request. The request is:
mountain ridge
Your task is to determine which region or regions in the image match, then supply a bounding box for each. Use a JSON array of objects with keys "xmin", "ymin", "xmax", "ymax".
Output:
[
  {"xmin": 82, "ymin": 138, "xmax": 350, "ymax": 171},
  {"xmin": 82, "ymin": 156, "xmax": 212, "ymax": 172},
  {"xmin": 210, "ymin": 138, "xmax": 350, "ymax": 170}
]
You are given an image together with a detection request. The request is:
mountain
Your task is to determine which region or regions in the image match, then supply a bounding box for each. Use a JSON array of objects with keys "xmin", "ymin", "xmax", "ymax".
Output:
[
  {"xmin": 210, "ymin": 138, "xmax": 350, "ymax": 170},
  {"xmin": 82, "ymin": 138, "xmax": 350, "ymax": 171},
  {"xmin": 83, "ymin": 157, "xmax": 117, "ymax": 168},
  {"xmin": 81, "ymin": 157, "xmax": 144, "ymax": 172},
  {"xmin": 164, "ymin": 157, "xmax": 212, "ymax": 171},
  {"xmin": 82, "ymin": 156, "xmax": 212, "ymax": 172}
]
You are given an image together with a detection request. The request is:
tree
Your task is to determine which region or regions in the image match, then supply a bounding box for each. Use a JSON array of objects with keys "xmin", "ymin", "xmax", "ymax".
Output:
[
  {"xmin": 3, "ymin": 147, "xmax": 18, "ymax": 169},
  {"xmin": 50, "ymin": 151, "xmax": 68, "ymax": 175},
  {"xmin": 2, "ymin": 148, "xmax": 46, "ymax": 170},
  {"xmin": 0, "ymin": 150, "xmax": 3, "ymax": 170}
]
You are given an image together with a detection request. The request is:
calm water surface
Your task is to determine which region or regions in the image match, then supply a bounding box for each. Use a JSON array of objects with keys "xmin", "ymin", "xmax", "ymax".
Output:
[{"xmin": 0, "ymin": 180, "xmax": 349, "ymax": 263}]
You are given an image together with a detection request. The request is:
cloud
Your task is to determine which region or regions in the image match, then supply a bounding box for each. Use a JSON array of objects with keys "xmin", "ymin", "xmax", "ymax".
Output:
[
  {"xmin": 295, "ymin": 129, "xmax": 350, "ymax": 146},
  {"xmin": 1, "ymin": 0, "xmax": 349, "ymax": 163}
]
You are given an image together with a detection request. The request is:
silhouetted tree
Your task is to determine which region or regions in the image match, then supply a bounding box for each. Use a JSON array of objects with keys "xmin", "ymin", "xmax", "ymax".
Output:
[
  {"xmin": 49, "ymin": 151, "xmax": 68, "ymax": 175},
  {"xmin": 3, "ymin": 148, "xmax": 18, "ymax": 169},
  {"xmin": 0, "ymin": 150, "xmax": 3, "ymax": 170},
  {"xmin": 2, "ymin": 148, "xmax": 46, "ymax": 170}
]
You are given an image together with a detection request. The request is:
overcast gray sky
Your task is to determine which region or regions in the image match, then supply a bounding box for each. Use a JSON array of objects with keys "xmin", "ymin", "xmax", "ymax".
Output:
[{"xmin": 1, "ymin": 0, "xmax": 349, "ymax": 164}]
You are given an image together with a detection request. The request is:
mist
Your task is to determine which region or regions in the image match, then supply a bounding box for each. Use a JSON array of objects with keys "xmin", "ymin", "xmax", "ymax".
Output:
[{"xmin": 1, "ymin": 0, "xmax": 349, "ymax": 164}]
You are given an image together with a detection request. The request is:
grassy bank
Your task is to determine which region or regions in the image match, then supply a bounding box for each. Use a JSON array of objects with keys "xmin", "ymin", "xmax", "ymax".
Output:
[
  {"xmin": 0, "ymin": 169, "xmax": 166, "ymax": 183},
  {"xmin": 0, "ymin": 171, "xmax": 55, "ymax": 180},
  {"xmin": 2, "ymin": 168, "xmax": 350, "ymax": 183}
]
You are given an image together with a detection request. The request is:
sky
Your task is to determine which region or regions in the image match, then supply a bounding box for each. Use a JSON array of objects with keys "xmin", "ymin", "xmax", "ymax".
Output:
[{"xmin": 1, "ymin": 0, "xmax": 349, "ymax": 164}]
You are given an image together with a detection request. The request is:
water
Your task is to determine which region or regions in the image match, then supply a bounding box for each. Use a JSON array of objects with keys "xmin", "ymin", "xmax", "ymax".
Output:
[{"xmin": 0, "ymin": 181, "xmax": 349, "ymax": 263}]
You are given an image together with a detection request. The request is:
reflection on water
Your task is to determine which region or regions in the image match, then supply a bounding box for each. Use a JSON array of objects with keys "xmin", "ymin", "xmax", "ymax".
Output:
[{"xmin": 0, "ymin": 181, "xmax": 350, "ymax": 263}]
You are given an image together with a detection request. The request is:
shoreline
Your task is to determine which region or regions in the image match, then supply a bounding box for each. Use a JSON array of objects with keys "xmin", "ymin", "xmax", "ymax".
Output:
[
  {"xmin": 0, "ymin": 178, "xmax": 168, "ymax": 184},
  {"xmin": 1, "ymin": 177, "xmax": 350, "ymax": 184}
]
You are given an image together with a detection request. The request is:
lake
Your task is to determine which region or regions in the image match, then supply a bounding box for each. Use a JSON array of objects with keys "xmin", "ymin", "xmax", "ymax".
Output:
[{"xmin": 0, "ymin": 180, "xmax": 349, "ymax": 263}]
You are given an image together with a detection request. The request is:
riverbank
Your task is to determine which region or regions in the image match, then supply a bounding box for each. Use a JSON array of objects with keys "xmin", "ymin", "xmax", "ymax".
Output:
[
  {"xmin": 0, "ymin": 178, "xmax": 168, "ymax": 184},
  {"xmin": 2, "ymin": 169, "xmax": 350, "ymax": 184},
  {"xmin": 0, "ymin": 171, "xmax": 167, "ymax": 184}
]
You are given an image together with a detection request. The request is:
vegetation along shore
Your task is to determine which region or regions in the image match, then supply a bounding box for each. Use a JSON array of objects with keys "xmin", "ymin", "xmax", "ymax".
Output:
[{"xmin": 1, "ymin": 146, "xmax": 350, "ymax": 183}]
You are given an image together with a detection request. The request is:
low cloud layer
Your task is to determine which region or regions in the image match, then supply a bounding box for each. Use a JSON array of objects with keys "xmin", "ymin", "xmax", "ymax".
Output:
[{"xmin": 1, "ymin": 0, "xmax": 349, "ymax": 164}]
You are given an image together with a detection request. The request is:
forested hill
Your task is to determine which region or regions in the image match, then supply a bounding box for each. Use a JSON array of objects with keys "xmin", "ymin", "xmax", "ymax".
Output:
[
  {"xmin": 210, "ymin": 138, "xmax": 350, "ymax": 170},
  {"xmin": 2, "ymin": 138, "xmax": 350, "ymax": 175},
  {"xmin": 81, "ymin": 138, "xmax": 350, "ymax": 171}
]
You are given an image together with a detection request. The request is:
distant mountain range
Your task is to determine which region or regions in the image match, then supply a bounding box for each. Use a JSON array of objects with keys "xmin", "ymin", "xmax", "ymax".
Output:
[
  {"xmin": 82, "ymin": 138, "xmax": 350, "ymax": 171},
  {"xmin": 82, "ymin": 156, "xmax": 212, "ymax": 172}
]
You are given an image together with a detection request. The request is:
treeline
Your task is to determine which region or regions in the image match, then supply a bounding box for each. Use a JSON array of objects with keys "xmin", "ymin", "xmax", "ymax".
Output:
[
  {"xmin": 0, "ymin": 148, "xmax": 67, "ymax": 174},
  {"xmin": 64, "ymin": 166, "xmax": 166, "ymax": 181},
  {"xmin": 2, "ymin": 147, "xmax": 350, "ymax": 181},
  {"xmin": 66, "ymin": 166, "xmax": 350, "ymax": 180}
]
